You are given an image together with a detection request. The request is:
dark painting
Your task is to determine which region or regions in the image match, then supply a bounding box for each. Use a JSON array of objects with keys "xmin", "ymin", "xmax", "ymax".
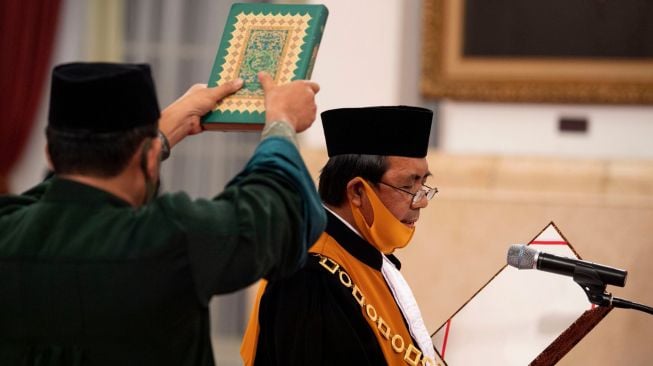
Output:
[{"xmin": 463, "ymin": 0, "xmax": 653, "ymax": 59}]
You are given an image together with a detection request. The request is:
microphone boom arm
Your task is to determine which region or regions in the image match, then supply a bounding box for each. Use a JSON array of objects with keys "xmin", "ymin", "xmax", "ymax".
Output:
[
  {"xmin": 573, "ymin": 263, "xmax": 613, "ymax": 307},
  {"xmin": 573, "ymin": 263, "xmax": 653, "ymax": 315}
]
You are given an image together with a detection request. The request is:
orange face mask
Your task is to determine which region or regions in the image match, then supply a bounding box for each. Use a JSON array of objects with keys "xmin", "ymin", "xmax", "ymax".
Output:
[{"xmin": 350, "ymin": 178, "xmax": 415, "ymax": 254}]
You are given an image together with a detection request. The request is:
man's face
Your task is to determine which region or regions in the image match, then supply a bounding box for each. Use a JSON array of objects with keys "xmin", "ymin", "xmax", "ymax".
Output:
[{"xmin": 362, "ymin": 156, "xmax": 432, "ymax": 228}]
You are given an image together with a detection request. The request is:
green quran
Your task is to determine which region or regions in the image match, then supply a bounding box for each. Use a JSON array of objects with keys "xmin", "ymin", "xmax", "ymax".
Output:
[{"xmin": 202, "ymin": 3, "xmax": 328, "ymax": 131}]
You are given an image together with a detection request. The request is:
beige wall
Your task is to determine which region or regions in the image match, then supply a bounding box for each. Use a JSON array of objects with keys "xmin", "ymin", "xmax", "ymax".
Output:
[{"xmin": 301, "ymin": 148, "xmax": 653, "ymax": 365}]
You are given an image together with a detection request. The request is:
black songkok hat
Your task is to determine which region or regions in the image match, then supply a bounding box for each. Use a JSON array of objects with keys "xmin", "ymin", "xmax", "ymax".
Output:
[
  {"xmin": 48, "ymin": 62, "xmax": 160, "ymax": 132},
  {"xmin": 321, "ymin": 106, "xmax": 433, "ymax": 158}
]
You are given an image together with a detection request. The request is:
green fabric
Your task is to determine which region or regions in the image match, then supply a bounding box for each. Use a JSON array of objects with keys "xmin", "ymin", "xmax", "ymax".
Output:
[
  {"xmin": 230, "ymin": 136, "xmax": 326, "ymax": 278},
  {"xmin": 0, "ymin": 137, "xmax": 325, "ymax": 366}
]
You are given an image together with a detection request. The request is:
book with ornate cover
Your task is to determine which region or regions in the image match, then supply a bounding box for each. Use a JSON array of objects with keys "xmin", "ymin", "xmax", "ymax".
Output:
[{"xmin": 202, "ymin": 3, "xmax": 328, "ymax": 131}]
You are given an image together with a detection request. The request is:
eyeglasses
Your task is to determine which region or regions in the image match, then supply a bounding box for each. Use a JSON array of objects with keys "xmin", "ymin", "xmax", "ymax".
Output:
[{"xmin": 377, "ymin": 181, "xmax": 438, "ymax": 205}]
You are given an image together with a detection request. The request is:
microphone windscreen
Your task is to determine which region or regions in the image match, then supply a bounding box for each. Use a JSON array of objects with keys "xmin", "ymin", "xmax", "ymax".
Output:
[{"xmin": 507, "ymin": 244, "xmax": 537, "ymax": 269}]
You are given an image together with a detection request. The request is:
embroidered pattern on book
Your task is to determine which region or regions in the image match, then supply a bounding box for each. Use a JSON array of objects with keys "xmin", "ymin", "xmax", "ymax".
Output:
[{"xmin": 214, "ymin": 12, "xmax": 312, "ymax": 114}]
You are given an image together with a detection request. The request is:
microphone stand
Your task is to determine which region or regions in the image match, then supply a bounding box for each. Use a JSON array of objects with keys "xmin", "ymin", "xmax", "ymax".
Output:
[
  {"xmin": 573, "ymin": 263, "xmax": 653, "ymax": 316},
  {"xmin": 610, "ymin": 298, "xmax": 653, "ymax": 315}
]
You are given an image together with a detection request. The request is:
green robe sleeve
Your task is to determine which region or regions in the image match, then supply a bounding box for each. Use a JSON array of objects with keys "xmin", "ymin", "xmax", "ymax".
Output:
[
  {"xmin": 0, "ymin": 176, "xmax": 52, "ymax": 216},
  {"xmin": 153, "ymin": 137, "xmax": 326, "ymax": 302}
]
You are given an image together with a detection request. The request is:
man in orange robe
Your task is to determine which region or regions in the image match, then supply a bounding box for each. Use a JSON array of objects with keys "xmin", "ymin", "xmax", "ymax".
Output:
[{"xmin": 242, "ymin": 106, "xmax": 440, "ymax": 365}]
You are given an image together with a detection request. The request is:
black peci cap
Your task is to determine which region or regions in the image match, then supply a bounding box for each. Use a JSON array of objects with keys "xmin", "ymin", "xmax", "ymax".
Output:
[
  {"xmin": 321, "ymin": 106, "xmax": 433, "ymax": 158},
  {"xmin": 48, "ymin": 62, "xmax": 160, "ymax": 133}
]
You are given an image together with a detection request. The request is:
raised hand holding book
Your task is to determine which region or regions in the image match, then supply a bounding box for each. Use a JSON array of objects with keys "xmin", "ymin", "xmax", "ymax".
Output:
[{"xmin": 202, "ymin": 3, "xmax": 328, "ymax": 131}]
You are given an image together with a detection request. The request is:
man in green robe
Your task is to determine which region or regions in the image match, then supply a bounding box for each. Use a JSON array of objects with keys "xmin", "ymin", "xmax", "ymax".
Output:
[{"xmin": 0, "ymin": 62, "xmax": 326, "ymax": 365}]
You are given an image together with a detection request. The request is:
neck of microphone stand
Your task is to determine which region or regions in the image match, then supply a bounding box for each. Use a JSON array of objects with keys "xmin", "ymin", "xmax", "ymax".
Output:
[
  {"xmin": 611, "ymin": 297, "xmax": 653, "ymax": 316},
  {"xmin": 573, "ymin": 262, "xmax": 653, "ymax": 315}
]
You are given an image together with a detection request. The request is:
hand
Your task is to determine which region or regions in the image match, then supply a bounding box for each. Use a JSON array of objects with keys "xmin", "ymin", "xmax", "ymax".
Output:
[
  {"xmin": 159, "ymin": 79, "xmax": 243, "ymax": 147},
  {"xmin": 259, "ymin": 72, "xmax": 320, "ymax": 133}
]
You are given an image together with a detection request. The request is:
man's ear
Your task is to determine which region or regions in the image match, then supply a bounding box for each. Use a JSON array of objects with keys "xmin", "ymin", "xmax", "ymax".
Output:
[
  {"xmin": 45, "ymin": 144, "xmax": 54, "ymax": 171},
  {"xmin": 346, "ymin": 178, "xmax": 365, "ymax": 208},
  {"xmin": 146, "ymin": 137, "xmax": 162, "ymax": 178}
]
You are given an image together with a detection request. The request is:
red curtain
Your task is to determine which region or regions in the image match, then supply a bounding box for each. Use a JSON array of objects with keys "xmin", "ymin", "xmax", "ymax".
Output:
[{"xmin": 0, "ymin": 0, "xmax": 62, "ymax": 193}]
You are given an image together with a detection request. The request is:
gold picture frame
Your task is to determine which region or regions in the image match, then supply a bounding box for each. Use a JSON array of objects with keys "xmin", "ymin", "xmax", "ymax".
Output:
[{"xmin": 421, "ymin": 0, "xmax": 653, "ymax": 104}]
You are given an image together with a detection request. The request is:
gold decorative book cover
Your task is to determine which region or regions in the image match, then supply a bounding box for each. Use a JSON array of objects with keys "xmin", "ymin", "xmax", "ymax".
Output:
[{"xmin": 202, "ymin": 3, "xmax": 328, "ymax": 131}]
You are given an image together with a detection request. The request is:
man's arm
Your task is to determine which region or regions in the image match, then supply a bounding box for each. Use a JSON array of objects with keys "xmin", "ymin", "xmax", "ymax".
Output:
[{"xmin": 148, "ymin": 73, "xmax": 325, "ymax": 300}]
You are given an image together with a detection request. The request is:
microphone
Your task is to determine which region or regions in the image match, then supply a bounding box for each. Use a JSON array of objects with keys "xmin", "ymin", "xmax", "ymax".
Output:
[{"xmin": 507, "ymin": 244, "xmax": 627, "ymax": 288}]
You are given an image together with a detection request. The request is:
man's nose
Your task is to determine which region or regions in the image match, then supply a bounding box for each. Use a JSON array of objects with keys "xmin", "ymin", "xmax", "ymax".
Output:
[{"xmin": 411, "ymin": 195, "xmax": 429, "ymax": 209}]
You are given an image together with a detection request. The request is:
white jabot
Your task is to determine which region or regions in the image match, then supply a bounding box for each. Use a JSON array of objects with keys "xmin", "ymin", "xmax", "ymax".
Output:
[{"xmin": 381, "ymin": 256, "xmax": 436, "ymax": 361}]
